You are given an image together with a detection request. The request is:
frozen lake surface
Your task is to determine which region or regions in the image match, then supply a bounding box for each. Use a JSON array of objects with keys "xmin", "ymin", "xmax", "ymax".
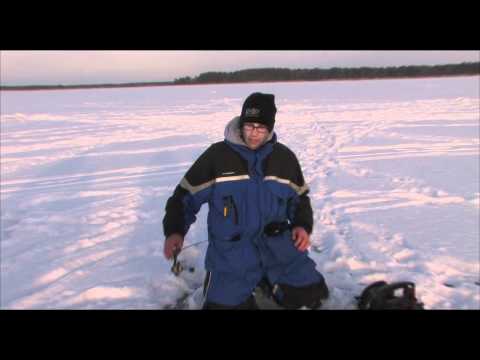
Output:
[{"xmin": 1, "ymin": 76, "xmax": 479, "ymax": 309}]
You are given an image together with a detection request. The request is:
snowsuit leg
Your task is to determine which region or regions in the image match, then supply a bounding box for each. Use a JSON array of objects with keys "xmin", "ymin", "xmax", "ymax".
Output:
[
  {"xmin": 202, "ymin": 271, "xmax": 260, "ymax": 309},
  {"xmin": 271, "ymin": 257, "xmax": 329, "ymax": 309},
  {"xmin": 203, "ymin": 295, "xmax": 258, "ymax": 309}
]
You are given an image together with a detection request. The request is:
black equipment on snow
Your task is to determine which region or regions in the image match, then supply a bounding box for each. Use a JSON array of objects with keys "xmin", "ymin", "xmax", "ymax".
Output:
[{"xmin": 357, "ymin": 281, "xmax": 424, "ymax": 310}]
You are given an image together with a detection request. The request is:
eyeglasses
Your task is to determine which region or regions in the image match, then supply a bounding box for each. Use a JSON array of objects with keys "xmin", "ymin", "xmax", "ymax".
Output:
[{"xmin": 243, "ymin": 123, "xmax": 269, "ymax": 134}]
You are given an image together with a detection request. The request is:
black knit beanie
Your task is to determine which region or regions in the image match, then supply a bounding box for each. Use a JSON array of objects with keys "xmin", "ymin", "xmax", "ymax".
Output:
[{"xmin": 239, "ymin": 92, "xmax": 277, "ymax": 132}]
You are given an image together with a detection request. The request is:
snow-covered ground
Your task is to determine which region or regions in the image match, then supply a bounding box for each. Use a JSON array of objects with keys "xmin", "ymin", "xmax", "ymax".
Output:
[{"xmin": 1, "ymin": 76, "xmax": 479, "ymax": 309}]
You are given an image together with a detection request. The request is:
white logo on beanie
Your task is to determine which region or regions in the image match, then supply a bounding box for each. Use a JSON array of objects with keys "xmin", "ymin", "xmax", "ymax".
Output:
[{"xmin": 245, "ymin": 108, "xmax": 260, "ymax": 117}]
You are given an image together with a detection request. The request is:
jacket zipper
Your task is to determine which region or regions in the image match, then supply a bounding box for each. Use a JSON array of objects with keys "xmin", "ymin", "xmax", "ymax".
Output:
[{"xmin": 231, "ymin": 197, "xmax": 239, "ymax": 225}]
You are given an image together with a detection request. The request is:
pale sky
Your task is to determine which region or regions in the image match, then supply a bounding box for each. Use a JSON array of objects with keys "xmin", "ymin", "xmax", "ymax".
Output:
[{"xmin": 1, "ymin": 50, "xmax": 478, "ymax": 86}]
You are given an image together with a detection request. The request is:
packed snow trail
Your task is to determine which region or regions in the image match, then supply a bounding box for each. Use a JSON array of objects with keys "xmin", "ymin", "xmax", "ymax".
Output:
[{"xmin": 283, "ymin": 106, "xmax": 479, "ymax": 309}]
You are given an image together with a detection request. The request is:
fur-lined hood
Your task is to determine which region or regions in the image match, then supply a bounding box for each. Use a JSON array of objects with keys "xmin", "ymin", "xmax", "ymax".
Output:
[{"xmin": 224, "ymin": 116, "xmax": 274, "ymax": 147}]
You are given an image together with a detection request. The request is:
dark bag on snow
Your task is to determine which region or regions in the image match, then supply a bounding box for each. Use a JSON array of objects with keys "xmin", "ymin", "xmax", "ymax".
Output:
[{"xmin": 357, "ymin": 281, "xmax": 424, "ymax": 310}]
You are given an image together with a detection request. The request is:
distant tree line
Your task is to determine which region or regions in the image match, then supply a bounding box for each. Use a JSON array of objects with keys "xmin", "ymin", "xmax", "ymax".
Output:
[
  {"xmin": 174, "ymin": 62, "xmax": 480, "ymax": 85},
  {"xmin": 2, "ymin": 62, "xmax": 478, "ymax": 91},
  {"xmin": 1, "ymin": 81, "xmax": 172, "ymax": 91}
]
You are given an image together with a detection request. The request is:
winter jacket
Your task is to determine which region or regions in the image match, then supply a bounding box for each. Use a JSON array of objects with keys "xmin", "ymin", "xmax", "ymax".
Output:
[{"xmin": 163, "ymin": 116, "xmax": 323, "ymax": 305}]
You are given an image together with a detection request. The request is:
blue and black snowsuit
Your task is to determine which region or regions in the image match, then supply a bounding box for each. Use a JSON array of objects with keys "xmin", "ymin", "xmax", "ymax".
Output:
[{"xmin": 163, "ymin": 117, "xmax": 328, "ymax": 308}]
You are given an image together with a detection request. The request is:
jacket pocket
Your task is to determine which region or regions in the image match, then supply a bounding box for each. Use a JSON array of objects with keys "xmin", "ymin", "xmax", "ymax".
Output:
[
  {"xmin": 208, "ymin": 194, "xmax": 242, "ymax": 242},
  {"xmin": 222, "ymin": 196, "xmax": 239, "ymax": 225},
  {"xmin": 264, "ymin": 182, "xmax": 291, "ymax": 222}
]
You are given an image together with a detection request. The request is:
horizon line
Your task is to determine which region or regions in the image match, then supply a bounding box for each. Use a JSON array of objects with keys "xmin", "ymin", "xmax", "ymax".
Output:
[{"xmin": 1, "ymin": 61, "xmax": 478, "ymax": 89}]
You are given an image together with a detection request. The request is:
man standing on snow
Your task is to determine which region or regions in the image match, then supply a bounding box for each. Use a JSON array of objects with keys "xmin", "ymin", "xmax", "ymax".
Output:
[{"xmin": 163, "ymin": 92, "xmax": 329, "ymax": 309}]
